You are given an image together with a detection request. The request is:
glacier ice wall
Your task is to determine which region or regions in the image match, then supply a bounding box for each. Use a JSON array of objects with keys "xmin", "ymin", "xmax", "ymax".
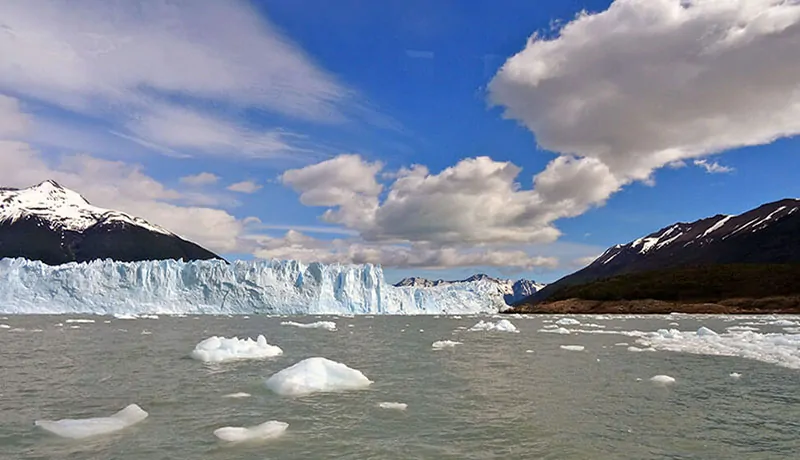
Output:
[{"xmin": 0, "ymin": 258, "xmax": 506, "ymax": 315}]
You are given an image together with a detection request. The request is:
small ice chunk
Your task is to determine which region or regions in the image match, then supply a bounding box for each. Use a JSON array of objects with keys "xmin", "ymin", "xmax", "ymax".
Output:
[
  {"xmin": 113, "ymin": 313, "xmax": 138, "ymax": 320},
  {"xmin": 615, "ymin": 342, "xmax": 629, "ymax": 346},
  {"xmin": 35, "ymin": 404, "xmax": 148, "ymax": 439},
  {"xmin": 140, "ymin": 330, "xmax": 151, "ymax": 335},
  {"xmin": 697, "ymin": 326, "xmax": 718, "ymax": 337},
  {"xmin": 69, "ymin": 326, "xmax": 80, "ymax": 329},
  {"xmin": 0, "ymin": 324, "xmax": 10, "ymax": 329},
  {"xmin": 730, "ymin": 372, "xmax": 742, "ymax": 379},
  {"xmin": 432, "ymin": 340, "xmax": 461, "ymax": 349},
  {"xmin": 222, "ymin": 392, "xmax": 251, "ymax": 399},
  {"xmin": 539, "ymin": 327, "xmax": 570, "ymax": 335},
  {"xmin": 650, "ymin": 375, "xmax": 676, "ymax": 385},
  {"xmin": 560, "ymin": 345, "xmax": 585, "ymax": 351},
  {"xmin": 139, "ymin": 314, "xmax": 159, "ymax": 319},
  {"xmin": 264, "ymin": 357, "xmax": 372, "ymax": 396},
  {"xmin": 525, "ymin": 349, "xmax": 534, "ymax": 353},
  {"xmin": 191, "ymin": 335, "xmax": 283, "ymax": 363},
  {"xmin": 628, "ymin": 346, "xmax": 645, "ymax": 352},
  {"xmin": 281, "ymin": 321, "xmax": 337, "ymax": 331},
  {"xmin": 65, "ymin": 319, "xmax": 95, "ymax": 324},
  {"xmin": 213, "ymin": 420, "xmax": 288, "ymax": 443},
  {"xmin": 378, "ymin": 402, "xmax": 408, "ymax": 410},
  {"xmin": 556, "ymin": 318, "xmax": 581, "ymax": 326},
  {"xmin": 468, "ymin": 319, "xmax": 518, "ymax": 333}
]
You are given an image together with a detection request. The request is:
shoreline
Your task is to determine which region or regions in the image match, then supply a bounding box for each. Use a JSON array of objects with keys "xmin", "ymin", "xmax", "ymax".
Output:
[{"xmin": 504, "ymin": 296, "xmax": 800, "ymax": 315}]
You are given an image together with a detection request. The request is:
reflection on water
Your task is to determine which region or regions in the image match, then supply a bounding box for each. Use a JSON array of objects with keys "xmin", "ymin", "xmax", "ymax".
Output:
[{"xmin": 1, "ymin": 314, "xmax": 799, "ymax": 459}]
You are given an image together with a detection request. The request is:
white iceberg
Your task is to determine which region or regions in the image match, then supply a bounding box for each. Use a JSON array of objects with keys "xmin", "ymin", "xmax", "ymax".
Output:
[
  {"xmin": 468, "ymin": 319, "xmax": 518, "ymax": 333},
  {"xmin": 213, "ymin": 420, "xmax": 288, "ymax": 442},
  {"xmin": 730, "ymin": 372, "xmax": 742, "ymax": 379},
  {"xmin": 222, "ymin": 392, "xmax": 252, "ymax": 399},
  {"xmin": 65, "ymin": 319, "xmax": 95, "ymax": 324},
  {"xmin": 35, "ymin": 404, "xmax": 148, "ymax": 439},
  {"xmin": 191, "ymin": 335, "xmax": 283, "ymax": 363},
  {"xmin": 264, "ymin": 357, "xmax": 372, "ymax": 396},
  {"xmin": 555, "ymin": 318, "xmax": 581, "ymax": 326},
  {"xmin": 560, "ymin": 345, "xmax": 585, "ymax": 351},
  {"xmin": 539, "ymin": 327, "xmax": 570, "ymax": 335},
  {"xmin": 281, "ymin": 321, "xmax": 337, "ymax": 331},
  {"xmin": 378, "ymin": 402, "xmax": 407, "ymax": 410},
  {"xmin": 432, "ymin": 340, "xmax": 462, "ymax": 349},
  {"xmin": 650, "ymin": 375, "xmax": 676, "ymax": 385}
]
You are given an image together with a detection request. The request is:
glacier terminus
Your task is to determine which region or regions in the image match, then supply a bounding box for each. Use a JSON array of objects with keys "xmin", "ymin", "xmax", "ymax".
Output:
[{"xmin": 0, "ymin": 258, "xmax": 509, "ymax": 315}]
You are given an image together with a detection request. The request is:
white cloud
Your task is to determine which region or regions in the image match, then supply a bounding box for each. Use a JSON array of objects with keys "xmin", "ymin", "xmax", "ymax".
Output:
[
  {"xmin": 488, "ymin": 0, "xmax": 800, "ymax": 208},
  {"xmin": 180, "ymin": 172, "xmax": 219, "ymax": 186},
  {"xmin": 694, "ymin": 159, "xmax": 733, "ymax": 174},
  {"xmin": 0, "ymin": 0, "xmax": 352, "ymax": 159},
  {"xmin": 0, "ymin": 94, "xmax": 30, "ymax": 138},
  {"xmin": 227, "ymin": 180, "xmax": 262, "ymax": 194},
  {"xmin": 251, "ymin": 231, "xmax": 558, "ymax": 270},
  {"xmin": 574, "ymin": 255, "xmax": 600, "ymax": 268}
]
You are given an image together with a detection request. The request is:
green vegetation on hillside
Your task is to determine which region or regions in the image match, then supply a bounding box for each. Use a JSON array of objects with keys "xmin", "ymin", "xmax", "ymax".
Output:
[{"xmin": 541, "ymin": 264, "xmax": 800, "ymax": 303}]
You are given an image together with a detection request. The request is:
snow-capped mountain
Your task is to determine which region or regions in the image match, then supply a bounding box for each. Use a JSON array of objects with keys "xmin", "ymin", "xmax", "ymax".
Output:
[
  {"xmin": 525, "ymin": 198, "xmax": 800, "ymax": 304},
  {"xmin": 0, "ymin": 180, "xmax": 220, "ymax": 265},
  {"xmin": 395, "ymin": 273, "xmax": 546, "ymax": 305}
]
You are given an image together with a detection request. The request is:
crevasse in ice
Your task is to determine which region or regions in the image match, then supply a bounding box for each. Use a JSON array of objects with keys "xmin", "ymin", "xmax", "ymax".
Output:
[{"xmin": 0, "ymin": 258, "xmax": 506, "ymax": 315}]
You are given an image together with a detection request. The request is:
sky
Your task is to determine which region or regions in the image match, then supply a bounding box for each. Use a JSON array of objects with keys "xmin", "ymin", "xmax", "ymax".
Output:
[{"xmin": 1, "ymin": 0, "xmax": 799, "ymax": 284}]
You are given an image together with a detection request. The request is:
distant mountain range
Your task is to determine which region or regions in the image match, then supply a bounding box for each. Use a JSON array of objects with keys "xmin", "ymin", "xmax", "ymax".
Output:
[
  {"xmin": 395, "ymin": 273, "xmax": 546, "ymax": 305},
  {"xmin": 0, "ymin": 180, "xmax": 220, "ymax": 265},
  {"xmin": 519, "ymin": 198, "xmax": 800, "ymax": 307}
]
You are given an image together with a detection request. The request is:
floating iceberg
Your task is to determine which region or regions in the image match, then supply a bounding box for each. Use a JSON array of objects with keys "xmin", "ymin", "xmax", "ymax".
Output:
[
  {"xmin": 378, "ymin": 402, "xmax": 408, "ymax": 410},
  {"xmin": 222, "ymin": 392, "xmax": 252, "ymax": 399},
  {"xmin": 213, "ymin": 420, "xmax": 288, "ymax": 442},
  {"xmin": 555, "ymin": 318, "xmax": 581, "ymax": 326},
  {"xmin": 432, "ymin": 340, "xmax": 462, "ymax": 349},
  {"xmin": 468, "ymin": 319, "xmax": 518, "ymax": 333},
  {"xmin": 281, "ymin": 321, "xmax": 337, "ymax": 331},
  {"xmin": 650, "ymin": 375, "xmax": 676, "ymax": 385},
  {"xmin": 35, "ymin": 404, "xmax": 148, "ymax": 439},
  {"xmin": 191, "ymin": 335, "xmax": 283, "ymax": 363},
  {"xmin": 560, "ymin": 345, "xmax": 585, "ymax": 351},
  {"xmin": 0, "ymin": 258, "xmax": 506, "ymax": 315},
  {"xmin": 264, "ymin": 357, "xmax": 372, "ymax": 396}
]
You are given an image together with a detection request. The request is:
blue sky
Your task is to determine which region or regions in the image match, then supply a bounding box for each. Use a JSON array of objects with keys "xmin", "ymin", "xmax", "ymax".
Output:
[{"xmin": 0, "ymin": 0, "xmax": 798, "ymax": 283}]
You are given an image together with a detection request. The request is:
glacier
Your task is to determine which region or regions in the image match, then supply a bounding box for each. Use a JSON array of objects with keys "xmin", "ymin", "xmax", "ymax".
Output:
[{"xmin": 0, "ymin": 258, "xmax": 507, "ymax": 315}]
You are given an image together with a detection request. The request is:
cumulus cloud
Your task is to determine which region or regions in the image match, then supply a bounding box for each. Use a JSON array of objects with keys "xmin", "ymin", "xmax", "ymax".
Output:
[
  {"xmin": 0, "ymin": 94, "xmax": 30, "ymax": 138},
  {"xmin": 489, "ymin": 0, "xmax": 800, "ymax": 209},
  {"xmin": 180, "ymin": 172, "xmax": 219, "ymax": 187},
  {"xmin": 227, "ymin": 181, "xmax": 262, "ymax": 194},
  {"xmin": 694, "ymin": 159, "xmax": 733, "ymax": 174}
]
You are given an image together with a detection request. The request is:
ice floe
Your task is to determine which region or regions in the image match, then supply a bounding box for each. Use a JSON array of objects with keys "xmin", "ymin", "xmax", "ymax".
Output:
[
  {"xmin": 432, "ymin": 340, "xmax": 462, "ymax": 349},
  {"xmin": 555, "ymin": 318, "xmax": 581, "ymax": 326},
  {"xmin": 65, "ymin": 319, "xmax": 95, "ymax": 324},
  {"xmin": 264, "ymin": 357, "xmax": 372, "ymax": 396},
  {"xmin": 378, "ymin": 402, "xmax": 407, "ymax": 410},
  {"xmin": 636, "ymin": 326, "xmax": 800, "ymax": 369},
  {"xmin": 730, "ymin": 372, "xmax": 742, "ymax": 379},
  {"xmin": 281, "ymin": 320, "xmax": 337, "ymax": 331},
  {"xmin": 213, "ymin": 420, "xmax": 288, "ymax": 442},
  {"xmin": 468, "ymin": 319, "xmax": 518, "ymax": 333},
  {"xmin": 222, "ymin": 392, "xmax": 252, "ymax": 399},
  {"xmin": 35, "ymin": 404, "xmax": 148, "ymax": 439},
  {"xmin": 190, "ymin": 335, "xmax": 283, "ymax": 363},
  {"xmin": 539, "ymin": 327, "xmax": 570, "ymax": 335},
  {"xmin": 650, "ymin": 375, "xmax": 676, "ymax": 385},
  {"xmin": 560, "ymin": 345, "xmax": 585, "ymax": 351},
  {"xmin": 0, "ymin": 324, "xmax": 9, "ymax": 329}
]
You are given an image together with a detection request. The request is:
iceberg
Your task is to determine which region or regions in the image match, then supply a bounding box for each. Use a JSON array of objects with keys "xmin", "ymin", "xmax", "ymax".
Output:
[
  {"xmin": 560, "ymin": 345, "xmax": 585, "ymax": 351},
  {"xmin": 378, "ymin": 402, "xmax": 408, "ymax": 410},
  {"xmin": 34, "ymin": 404, "xmax": 148, "ymax": 439},
  {"xmin": 281, "ymin": 321, "xmax": 337, "ymax": 331},
  {"xmin": 432, "ymin": 340, "xmax": 462, "ymax": 349},
  {"xmin": 0, "ymin": 258, "xmax": 506, "ymax": 315},
  {"xmin": 468, "ymin": 319, "xmax": 519, "ymax": 333},
  {"xmin": 190, "ymin": 335, "xmax": 283, "ymax": 363},
  {"xmin": 213, "ymin": 420, "xmax": 288, "ymax": 442},
  {"xmin": 264, "ymin": 357, "xmax": 372, "ymax": 396}
]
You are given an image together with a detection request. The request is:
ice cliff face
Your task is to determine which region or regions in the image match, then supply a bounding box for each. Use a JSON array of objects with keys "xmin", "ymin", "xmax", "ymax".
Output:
[{"xmin": 0, "ymin": 258, "xmax": 507, "ymax": 315}]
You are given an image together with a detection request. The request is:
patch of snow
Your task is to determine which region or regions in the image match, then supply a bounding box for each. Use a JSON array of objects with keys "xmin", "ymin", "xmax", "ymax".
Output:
[
  {"xmin": 432, "ymin": 340, "xmax": 461, "ymax": 349},
  {"xmin": 378, "ymin": 402, "xmax": 407, "ymax": 410},
  {"xmin": 281, "ymin": 321, "xmax": 337, "ymax": 331},
  {"xmin": 34, "ymin": 404, "xmax": 148, "ymax": 439},
  {"xmin": 701, "ymin": 215, "xmax": 733, "ymax": 237},
  {"xmin": 264, "ymin": 357, "xmax": 372, "ymax": 396},
  {"xmin": 190, "ymin": 335, "xmax": 283, "ymax": 363},
  {"xmin": 468, "ymin": 319, "xmax": 518, "ymax": 333},
  {"xmin": 560, "ymin": 345, "xmax": 585, "ymax": 351},
  {"xmin": 213, "ymin": 420, "xmax": 288, "ymax": 443}
]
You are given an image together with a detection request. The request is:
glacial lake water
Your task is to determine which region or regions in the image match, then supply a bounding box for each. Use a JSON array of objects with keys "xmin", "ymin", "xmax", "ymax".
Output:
[{"xmin": 1, "ymin": 314, "xmax": 800, "ymax": 459}]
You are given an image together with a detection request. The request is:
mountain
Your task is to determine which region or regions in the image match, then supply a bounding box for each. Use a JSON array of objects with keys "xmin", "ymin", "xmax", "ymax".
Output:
[
  {"xmin": 522, "ymin": 198, "xmax": 800, "ymax": 305},
  {"xmin": 395, "ymin": 273, "xmax": 546, "ymax": 305},
  {"xmin": 0, "ymin": 180, "xmax": 221, "ymax": 265}
]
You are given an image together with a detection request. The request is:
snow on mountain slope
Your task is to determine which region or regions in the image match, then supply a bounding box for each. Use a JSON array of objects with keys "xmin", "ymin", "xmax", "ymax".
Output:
[
  {"xmin": 0, "ymin": 258, "xmax": 507, "ymax": 315},
  {"xmin": 394, "ymin": 274, "xmax": 545, "ymax": 305},
  {"xmin": 0, "ymin": 180, "xmax": 171, "ymax": 234}
]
